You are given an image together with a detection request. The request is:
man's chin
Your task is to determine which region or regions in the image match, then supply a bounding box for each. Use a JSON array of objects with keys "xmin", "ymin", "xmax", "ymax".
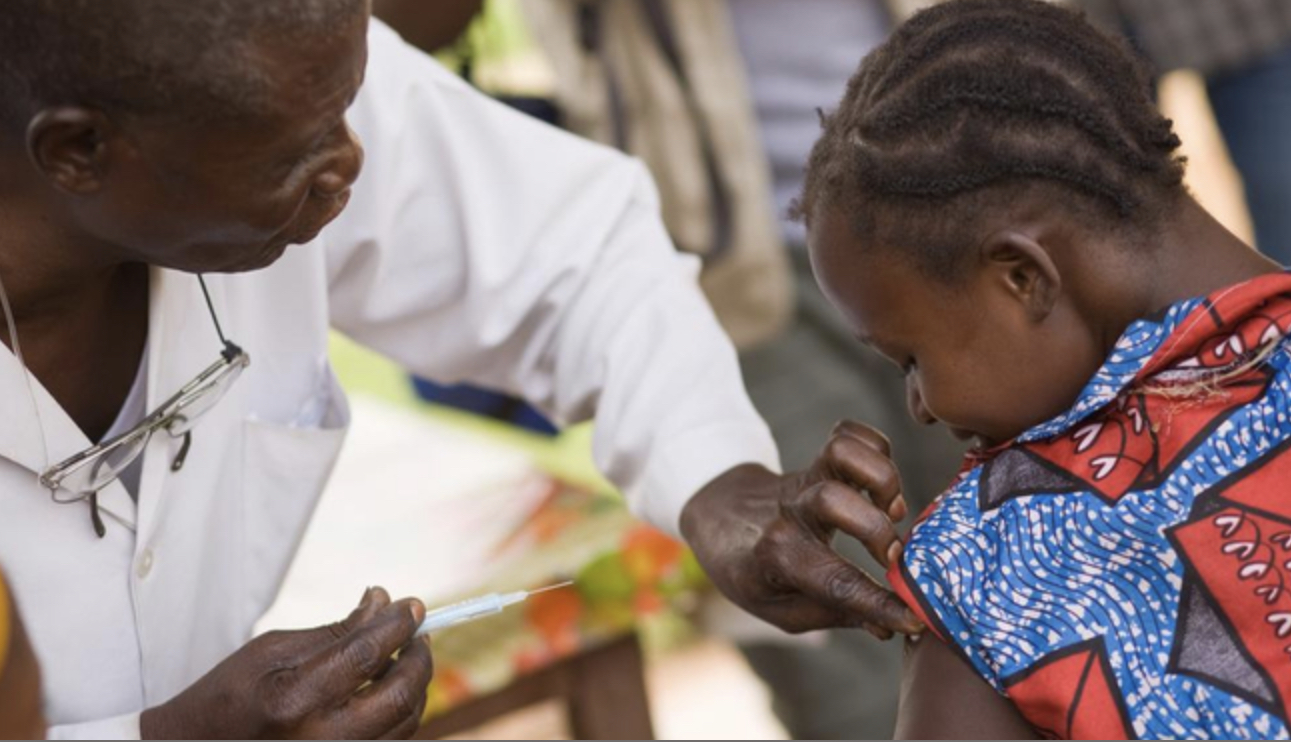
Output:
[
  {"xmin": 168, "ymin": 241, "xmax": 293, "ymax": 275},
  {"xmin": 244, "ymin": 241, "xmax": 297, "ymax": 272}
]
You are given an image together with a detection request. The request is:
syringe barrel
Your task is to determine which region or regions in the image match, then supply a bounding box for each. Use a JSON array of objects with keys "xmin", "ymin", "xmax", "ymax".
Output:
[{"xmin": 418, "ymin": 595, "xmax": 505, "ymax": 635}]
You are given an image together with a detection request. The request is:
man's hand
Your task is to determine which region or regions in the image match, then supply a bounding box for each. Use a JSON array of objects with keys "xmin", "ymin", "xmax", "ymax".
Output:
[
  {"xmin": 681, "ymin": 421, "xmax": 924, "ymax": 638},
  {"xmin": 141, "ymin": 587, "xmax": 433, "ymax": 740}
]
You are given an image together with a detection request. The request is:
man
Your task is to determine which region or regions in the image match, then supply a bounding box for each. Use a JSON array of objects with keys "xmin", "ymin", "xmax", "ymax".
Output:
[{"xmin": 0, "ymin": 1, "xmax": 917, "ymax": 738}]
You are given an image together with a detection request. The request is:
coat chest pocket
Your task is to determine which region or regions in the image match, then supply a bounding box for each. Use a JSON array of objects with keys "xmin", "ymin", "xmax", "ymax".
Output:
[{"xmin": 241, "ymin": 367, "xmax": 350, "ymax": 627}]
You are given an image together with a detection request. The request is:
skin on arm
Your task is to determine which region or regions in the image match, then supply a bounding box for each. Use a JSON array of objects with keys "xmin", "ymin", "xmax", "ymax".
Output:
[
  {"xmin": 896, "ymin": 635, "xmax": 1038, "ymax": 740},
  {"xmin": 371, "ymin": 0, "xmax": 485, "ymax": 53}
]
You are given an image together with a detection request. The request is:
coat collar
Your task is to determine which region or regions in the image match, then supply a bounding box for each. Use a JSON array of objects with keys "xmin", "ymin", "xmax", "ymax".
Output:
[{"xmin": 0, "ymin": 267, "xmax": 221, "ymax": 534}]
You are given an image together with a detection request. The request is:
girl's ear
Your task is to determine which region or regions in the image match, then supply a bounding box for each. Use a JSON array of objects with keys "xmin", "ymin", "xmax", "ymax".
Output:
[{"xmin": 978, "ymin": 230, "xmax": 1062, "ymax": 322}]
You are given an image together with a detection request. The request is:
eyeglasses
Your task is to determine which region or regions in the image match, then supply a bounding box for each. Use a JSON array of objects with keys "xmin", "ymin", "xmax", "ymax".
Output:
[{"xmin": 37, "ymin": 276, "xmax": 250, "ymax": 538}]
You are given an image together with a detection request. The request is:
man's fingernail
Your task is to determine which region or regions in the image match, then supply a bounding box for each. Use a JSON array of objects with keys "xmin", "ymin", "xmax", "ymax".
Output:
[
  {"xmin": 409, "ymin": 600, "xmax": 426, "ymax": 623},
  {"xmin": 889, "ymin": 496, "xmax": 908, "ymax": 521},
  {"xmin": 360, "ymin": 587, "xmax": 374, "ymax": 607},
  {"xmin": 903, "ymin": 610, "xmax": 926, "ymax": 634},
  {"xmin": 887, "ymin": 541, "xmax": 904, "ymax": 567}
]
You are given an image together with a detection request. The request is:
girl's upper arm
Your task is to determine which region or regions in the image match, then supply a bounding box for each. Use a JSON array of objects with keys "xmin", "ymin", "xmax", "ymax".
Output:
[{"xmin": 895, "ymin": 635, "xmax": 1039, "ymax": 740}]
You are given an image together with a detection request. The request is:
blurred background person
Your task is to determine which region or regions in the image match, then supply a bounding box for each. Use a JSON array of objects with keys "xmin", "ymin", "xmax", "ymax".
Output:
[
  {"xmin": 372, "ymin": 1, "xmax": 1287, "ymax": 738},
  {"xmin": 376, "ymin": 1, "xmax": 963, "ymax": 737},
  {"xmin": 371, "ymin": 0, "xmax": 483, "ymax": 52},
  {"xmin": 724, "ymin": 1, "xmax": 965, "ymax": 738},
  {"xmin": 1079, "ymin": 0, "xmax": 1291, "ymax": 264}
]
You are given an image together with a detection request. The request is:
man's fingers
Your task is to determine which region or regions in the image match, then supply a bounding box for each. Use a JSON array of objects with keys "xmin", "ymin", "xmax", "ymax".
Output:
[
  {"xmin": 302, "ymin": 598, "xmax": 426, "ymax": 703},
  {"xmin": 797, "ymin": 481, "xmax": 903, "ymax": 569},
  {"xmin": 253, "ymin": 588, "xmax": 394, "ymax": 665},
  {"xmin": 331, "ymin": 586, "xmax": 392, "ymax": 639},
  {"xmin": 758, "ymin": 597, "xmax": 849, "ymax": 635},
  {"xmin": 344, "ymin": 638, "xmax": 433, "ymax": 740},
  {"xmin": 755, "ymin": 594, "xmax": 895, "ymax": 639},
  {"xmin": 377, "ymin": 714, "xmax": 423, "ymax": 741},
  {"xmin": 820, "ymin": 432, "xmax": 906, "ymax": 518},
  {"xmin": 785, "ymin": 537, "xmax": 923, "ymax": 635},
  {"xmin": 756, "ymin": 513, "xmax": 919, "ymax": 634},
  {"xmin": 831, "ymin": 420, "xmax": 893, "ymax": 457}
]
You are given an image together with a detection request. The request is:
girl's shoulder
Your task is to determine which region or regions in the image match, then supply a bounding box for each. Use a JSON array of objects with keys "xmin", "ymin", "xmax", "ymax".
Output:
[{"xmin": 891, "ymin": 391, "xmax": 1291, "ymax": 739}]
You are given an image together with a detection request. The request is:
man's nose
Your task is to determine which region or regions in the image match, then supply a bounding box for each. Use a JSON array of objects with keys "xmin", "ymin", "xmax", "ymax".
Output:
[
  {"xmin": 312, "ymin": 122, "xmax": 365, "ymax": 198},
  {"xmin": 906, "ymin": 376, "xmax": 936, "ymax": 426}
]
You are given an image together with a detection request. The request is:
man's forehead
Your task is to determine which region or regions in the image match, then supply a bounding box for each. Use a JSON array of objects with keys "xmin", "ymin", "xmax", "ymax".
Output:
[
  {"xmin": 0, "ymin": 4, "xmax": 367, "ymax": 138},
  {"xmin": 238, "ymin": 16, "xmax": 368, "ymax": 118}
]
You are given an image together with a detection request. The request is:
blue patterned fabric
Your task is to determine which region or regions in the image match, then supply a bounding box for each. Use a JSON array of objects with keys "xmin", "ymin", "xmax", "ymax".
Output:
[{"xmin": 892, "ymin": 275, "xmax": 1291, "ymax": 739}]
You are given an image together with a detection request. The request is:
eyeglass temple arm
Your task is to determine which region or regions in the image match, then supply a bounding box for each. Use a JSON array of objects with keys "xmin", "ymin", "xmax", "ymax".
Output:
[
  {"xmin": 220, "ymin": 341, "xmax": 244, "ymax": 363},
  {"xmin": 198, "ymin": 275, "xmax": 243, "ymax": 363},
  {"xmin": 89, "ymin": 492, "xmax": 106, "ymax": 538}
]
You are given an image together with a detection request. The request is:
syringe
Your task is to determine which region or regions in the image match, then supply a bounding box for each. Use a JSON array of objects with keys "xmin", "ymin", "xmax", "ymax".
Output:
[{"xmin": 416, "ymin": 581, "xmax": 574, "ymax": 637}]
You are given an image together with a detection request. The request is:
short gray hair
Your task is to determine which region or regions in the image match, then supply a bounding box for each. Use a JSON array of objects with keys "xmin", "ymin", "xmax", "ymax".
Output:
[{"xmin": 0, "ymin": 0, "xmax": 367, "ymax": 128}]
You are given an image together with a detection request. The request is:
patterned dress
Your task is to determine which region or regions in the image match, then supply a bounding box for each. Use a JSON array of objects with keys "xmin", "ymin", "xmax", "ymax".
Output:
[{"xmin": 890, "ymin": 273, "xmax": 1291, "ymax": 740}]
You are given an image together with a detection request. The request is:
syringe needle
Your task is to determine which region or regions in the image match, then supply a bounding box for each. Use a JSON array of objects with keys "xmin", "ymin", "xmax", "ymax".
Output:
[{"xmin": 527, "ymin": 580, "xmax": 574, "ymax": 597}]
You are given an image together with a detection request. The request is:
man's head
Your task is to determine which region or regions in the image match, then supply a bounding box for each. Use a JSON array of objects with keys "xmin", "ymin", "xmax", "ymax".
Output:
[
  {"xmin": 803, "ymin": 0, "xmax": 1190, "ymax": 449},
  {"xmin": 0, "ymin": 0, "xmax": 370, "ymax": 273}
]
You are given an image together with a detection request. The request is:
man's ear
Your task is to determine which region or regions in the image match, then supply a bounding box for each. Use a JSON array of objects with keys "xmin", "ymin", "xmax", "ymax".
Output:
[
  {"xmin": 25, "ymin": 107, "xmax": 115, "ymax": 195},
  {"xmin": 979, "ymin": 230, "xmax": 1062, "ymax": 322}
]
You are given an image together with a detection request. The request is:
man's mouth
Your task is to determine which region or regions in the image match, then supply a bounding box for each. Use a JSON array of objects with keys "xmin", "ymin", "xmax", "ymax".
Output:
[{"xmin": 285, "ymin": 191, "xmax": 352, "ymax": 247}]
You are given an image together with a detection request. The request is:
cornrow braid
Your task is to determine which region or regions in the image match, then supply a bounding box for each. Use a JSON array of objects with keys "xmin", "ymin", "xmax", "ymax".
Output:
[{"xmin": 795, "ymin": 0, "xmax": 1187, "ymax": 281}]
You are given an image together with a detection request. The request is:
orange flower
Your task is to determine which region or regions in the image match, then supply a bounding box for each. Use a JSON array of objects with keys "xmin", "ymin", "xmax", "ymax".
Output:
[
  {"xmin": 526, "ymin": 587, "xmax": 584, "ymax": 649},
  {"xmin": 514, "ymin": 646, "xmax": 553, "ymax": 675},
  {"xmin": 427, "ymin": 667, "xmax": 473, "ymax": 713},
  {"xmin": 632, "ymin": 588, "xmax": 666, "ymax": 616},
  {"xmin": 622, "ymin": 527, "xmax": 685, "ymax": 584}
]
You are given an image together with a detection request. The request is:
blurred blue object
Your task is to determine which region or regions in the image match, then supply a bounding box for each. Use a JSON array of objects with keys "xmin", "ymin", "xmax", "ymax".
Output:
[
  {"xmin": 410, "ymin": 377, "xmax": 559, "ymax": 436},
  {"xmin": 1207, "ymin": 45, "xmax": 1291, "ymax": 267}
]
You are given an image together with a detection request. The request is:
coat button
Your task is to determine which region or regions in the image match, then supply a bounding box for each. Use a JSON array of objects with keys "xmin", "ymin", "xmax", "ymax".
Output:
[{"xmin": 136, "ymin": 549, "xmax": 155, "ymax": 580}]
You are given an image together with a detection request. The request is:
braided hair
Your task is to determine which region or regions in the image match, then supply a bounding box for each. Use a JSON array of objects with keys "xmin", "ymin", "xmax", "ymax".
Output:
[{"xmin": 796, "ymin": 0, "xmax": 1187, "ymax": 280}]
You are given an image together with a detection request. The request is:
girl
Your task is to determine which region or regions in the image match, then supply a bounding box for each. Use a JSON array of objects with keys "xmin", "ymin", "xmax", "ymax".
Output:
[{"xmin": 798, "ymin": 0, "xmax": 1291, "ymax": 737}]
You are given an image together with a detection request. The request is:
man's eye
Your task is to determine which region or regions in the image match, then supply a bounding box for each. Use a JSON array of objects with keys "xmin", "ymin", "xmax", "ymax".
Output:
[{"xmin": 281, "ymin": 128, "xmax": 335, "ymax": 171}]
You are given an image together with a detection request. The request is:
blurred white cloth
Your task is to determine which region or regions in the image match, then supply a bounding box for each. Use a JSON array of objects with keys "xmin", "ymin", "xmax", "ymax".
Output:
[{"xmin": 257, "ymin": 396, "xmax": 553, "ymax": 634}]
